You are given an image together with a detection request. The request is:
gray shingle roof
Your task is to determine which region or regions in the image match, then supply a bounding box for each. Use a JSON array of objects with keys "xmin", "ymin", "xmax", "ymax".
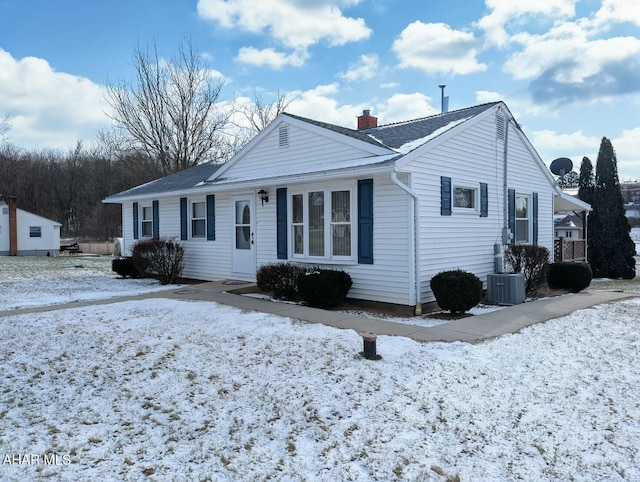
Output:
[
  {"xmin": 105, "ymin": 161, "xmax": 223, "ymax": 200},
  {"xmin": 104, "ymin": 102, "xmax": 501, "ymax": 201},
  {"xmin": 361, "ymin": 102, "xmax": 500, "ymax": 150},
  {"xmin": 282, "ymin": 112, "xmax": 388, "ymax": 148}
]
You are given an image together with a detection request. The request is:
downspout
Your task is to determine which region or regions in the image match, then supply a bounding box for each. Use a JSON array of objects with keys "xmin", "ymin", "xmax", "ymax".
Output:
[
  {"xmin": 502, "ymin": 107, "xmax": 510, "ymax": 247},
  {"xmin": 391, "ymin": 171, "xmax": 422, "ymax": 315}
]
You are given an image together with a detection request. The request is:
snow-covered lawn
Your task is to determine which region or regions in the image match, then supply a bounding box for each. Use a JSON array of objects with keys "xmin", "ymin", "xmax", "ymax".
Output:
[
  {"xmin": 0, "ymin": 256, "xmax": 179, "ymax": 310},
  {"xmin": 1, "ymin": 257, "xmax": 639, "ymax": 480}
]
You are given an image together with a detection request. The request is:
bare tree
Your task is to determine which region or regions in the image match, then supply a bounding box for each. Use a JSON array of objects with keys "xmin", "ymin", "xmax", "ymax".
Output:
[
  {"xmin": 236, "ymin": 90, "xmax": 294, "ymax": 133},
  {"xmin": 104, "ymin": 40, "xmax": 231, "ymax": 175},
  {"xmin": 0, "ymin": 114, "xmax": 11, "ymax": 143}
]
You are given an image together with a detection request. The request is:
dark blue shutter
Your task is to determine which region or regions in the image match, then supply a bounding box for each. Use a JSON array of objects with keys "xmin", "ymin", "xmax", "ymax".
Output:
[
  {"xmin": 132, "ymin": 202, "xmax": 139, "ymax": 240},
  {"xmin": 480, "ymin": 183, "xmax": 488, "ymax": 217},
  {"xmin": 532, "ymin": 192, "xmax": 538, "ymax": 245},
  {"xmin": 180, "ymin": 198, "xmax": 188, "ymax": 240},
  {"xmin": 152, "ymin": 200, "xmax": 159, "ymax": 239},
  {"xmin": 358, "ymin": 179, "xmax": 374, "ymax": 264},
  {"xmin": 441, "ymin": 176, "xmax": 452, "ymax": 216},
  {"xmin": 508, "ymin": 189, "xmax": 516, "ymax": 245},
  {"xmin": 206, "ymin": 195, "xmax": 215, "ymax": 241},
  {"xmin": 276, "ymin": 188, "xmax": 287, "ymax": 259}
]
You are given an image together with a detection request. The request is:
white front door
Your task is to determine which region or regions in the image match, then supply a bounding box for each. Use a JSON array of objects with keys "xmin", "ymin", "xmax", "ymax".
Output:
[{"xmin": 232, "ymin": 195, "xmax": 255, "ymax": 277}]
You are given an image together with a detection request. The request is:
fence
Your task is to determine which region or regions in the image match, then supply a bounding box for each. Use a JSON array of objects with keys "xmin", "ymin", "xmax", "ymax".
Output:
[
  {"xmin": 78, "ymin": 242, "xmax": 117, "ymax": 256},
  {"xmin": 553, "ymin": 238, "xmax": 587, "ymax": 262}
]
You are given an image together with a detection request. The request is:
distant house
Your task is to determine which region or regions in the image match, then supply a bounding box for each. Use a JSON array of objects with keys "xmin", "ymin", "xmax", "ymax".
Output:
[
  {"xmin": 554, "ymin": 213, "xmax": 583, "ymax": 239},
  {"xmin": 104, "ymin": 101, "xmax": 587, "ymax": 311},
  {"xmin": 0, "ymin": 197, "xmax": 61, "ymax": 256}
]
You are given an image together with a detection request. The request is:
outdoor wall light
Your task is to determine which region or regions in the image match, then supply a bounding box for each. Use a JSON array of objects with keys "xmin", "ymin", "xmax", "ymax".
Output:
[{"xmin": 258, "ymin": 189, "xmax": 269, "ymax": 206}]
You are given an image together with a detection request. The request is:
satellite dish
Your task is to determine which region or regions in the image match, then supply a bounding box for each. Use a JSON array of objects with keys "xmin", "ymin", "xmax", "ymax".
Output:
[{"xmin": 550, "ymin": 157, "xmax": 573, "ymax": 176}]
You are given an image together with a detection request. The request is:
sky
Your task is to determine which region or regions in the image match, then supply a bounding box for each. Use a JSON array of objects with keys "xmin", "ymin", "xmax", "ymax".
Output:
[{"xmin": 0, "ymin": 0, "xmax": 639, "ymax": 180}]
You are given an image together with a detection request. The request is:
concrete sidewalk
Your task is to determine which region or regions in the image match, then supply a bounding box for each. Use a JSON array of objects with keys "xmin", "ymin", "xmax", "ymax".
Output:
[
  {"xmin": 170, "ymin": 283, "xmax": 634, "ymax": 343},
  {"xmin": 1, "ymin": 281, "xmax": 634, "ymax": 344}
]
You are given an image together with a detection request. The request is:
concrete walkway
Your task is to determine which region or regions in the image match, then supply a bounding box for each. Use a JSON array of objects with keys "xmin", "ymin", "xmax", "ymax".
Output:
[{"xmin": 2, "ymin": 281, "xmax": 634, "ymax": 344}]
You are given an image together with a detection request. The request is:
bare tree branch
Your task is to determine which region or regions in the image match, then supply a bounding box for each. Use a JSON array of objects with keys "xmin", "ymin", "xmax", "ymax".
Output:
[
  {"xmin": 0, "ymin": 114, "xmax": 11, "ymax": 144},
  {"xmin": 104, "ymin": 40, "xmax": 230, "ymax": 175}
]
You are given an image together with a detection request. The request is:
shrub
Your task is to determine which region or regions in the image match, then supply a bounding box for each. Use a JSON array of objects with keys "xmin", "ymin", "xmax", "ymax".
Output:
[
  {"xmin": 547, "ymin": 262, "xmax": 592, "ymax": 292},
  {"xmin": 505, "ymin": 245, "xmax": 550, "ymax": 297},
  {"xmin": 297, "ymin": 269, "xmax": 353, "ymax": 308},
  {"xmin": 131, "ymin": 238, "xmax": 185, "ymax": 285},
  {"xmin": 112, "ymin": 257, "xmax": 141, "ymax": 278},
  {"xmin": 255, "ymin": 263, "xmax": 314, "ymax": 301},
  {"xmin": 430, "ymin": 270, "xmax": 482, "ymax": 314}
]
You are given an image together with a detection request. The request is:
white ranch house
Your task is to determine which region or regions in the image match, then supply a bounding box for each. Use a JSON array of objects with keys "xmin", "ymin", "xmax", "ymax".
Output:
[
  {"xmin": 0, "ymin": 198, "xmax": 61, "ymax": 256},
  {"xmin": 104, "ymin": 102, "xmax": 587, "ymax": 312}
]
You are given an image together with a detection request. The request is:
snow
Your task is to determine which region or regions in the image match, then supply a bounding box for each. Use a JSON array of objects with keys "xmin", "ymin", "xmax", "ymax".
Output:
[
  {"xmin": 1, "ymin": 257, "xmax": 639, "ymax": 481},
  {"xmin": 0, "ymin": 256, "xmax": 180, "ymax": 310}
]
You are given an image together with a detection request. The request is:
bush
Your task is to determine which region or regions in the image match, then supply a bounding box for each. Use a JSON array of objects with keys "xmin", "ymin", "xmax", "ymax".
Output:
[
  {"xmin": 297, "ymin": 269, "xmax": 353, "ymax": 308},
  {"xmin": 547, "ymin": 262, "xmax": 592, "ymax": 292},
  {"xmin": 430, "ymin": 270, "xmax": 482, "ymax": 314},
  {"xmin": 131, "ymin": 238, "xmax": 185, "ymax": 285},
  {"xmin": 256, "ymin": 263, "xmax": 315, "ymax": 301},
  {"xmin": 505, "ymin": 245, "xmax": 550, "ymax": 297},
  {"xmin": 112, "ymin": 257, "xmax": 141, "ymax": 278}
]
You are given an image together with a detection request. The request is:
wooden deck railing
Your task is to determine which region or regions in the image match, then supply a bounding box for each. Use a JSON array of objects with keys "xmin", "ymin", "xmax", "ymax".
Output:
[{"xmin": 554, "ymin": 238, "xmax": 587, "ymax": 262}]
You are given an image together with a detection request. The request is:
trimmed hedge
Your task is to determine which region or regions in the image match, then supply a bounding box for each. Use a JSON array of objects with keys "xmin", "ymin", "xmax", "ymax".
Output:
[
  {"xmin": 430, "ymin": 270, "xmax": 482, "ymax": 314},
  {"xmin": 547, "ymin": 262, "xmax": 592, "ymax": 292},
  {"xmin": 256, "ymin": 263, "xmax": 315, "ymax": 301},
  {"xmin": 297, "ymin": 269, "xmax": 353, "ymax": 308},
  {"xmin": 112, "ymin": 257, "xmax": 141, "ymax": 278}
]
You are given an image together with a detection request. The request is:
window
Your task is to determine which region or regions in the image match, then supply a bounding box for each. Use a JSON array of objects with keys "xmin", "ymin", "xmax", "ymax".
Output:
[
  {"xmin": 30, "ymin": 226, "xmax": 42, "ymax": 238},
  {"xmin": 331, "ymin": 191, "xmax": 351, "ymax": 256},
  {"xmin": 292, "ymin": 194, "xmax": 304, "ymax": 255},
  {"xmin": 453, "ymin": 186, "xmax": 477, "ymax": 209},
  {"xmin": 515, "ymin": 194, "xmax": 529, "ymax": 243},
  {"xmin": 191, "ymin": 201, "xmax": 206, "ymax": 237},
  {"xmin": 290, "ymin": 186, "xmax": 353, "ymax": 261},
  {"xmin": 141, "ymin": 206, "xmax": 153, "ymax": 237}
]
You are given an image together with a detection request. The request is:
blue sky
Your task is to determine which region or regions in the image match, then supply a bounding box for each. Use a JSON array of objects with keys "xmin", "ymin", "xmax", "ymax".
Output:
[{"xmin": 1, "ymin": 0, "xmax": 639, "ymax": 180}]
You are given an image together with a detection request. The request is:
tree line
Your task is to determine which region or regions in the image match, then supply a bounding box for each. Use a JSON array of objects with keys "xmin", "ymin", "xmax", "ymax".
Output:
[
  {"xmin": 0, "ymin": 143, "xmax": 163, "ymax": 240},
  {"xmin": 0, "ymin": 40, "xmax": 291, "ymax": 241}
]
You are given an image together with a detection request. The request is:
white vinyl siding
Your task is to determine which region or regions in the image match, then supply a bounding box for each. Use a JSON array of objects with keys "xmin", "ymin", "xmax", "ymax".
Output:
[
  {"xmin": 402, "ymin": 108, "xmax": 554, "ymax": 304},
  {"xmin": 220, "ymin": 121, "xmax": 381, "ymax": 180}
]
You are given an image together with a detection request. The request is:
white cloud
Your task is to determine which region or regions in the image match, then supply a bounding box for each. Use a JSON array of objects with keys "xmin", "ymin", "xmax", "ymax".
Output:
[
  {"xmin": 377, "ymin": 93, "xmax": 439, "ymax": 124},
  {"xmin": 593, "ymin": 0, "xmax": 640, "ymax": 27},
  {"xmin": 392, "ymin": 21, "xmax": 486, "ymax": 75},
  {"xmin": 505, "ymin": 26, "xmax": 640, "ymax": 84},
  {"xmin": 0, "ymin": 49, "xmax": 110, "ymax": 149},
  {"xmin": 235, "ymin": 47, "xmax": 307, "ymax": 68},
  {"xmin": 197, "ymin": 0, "xmax": 371, "ymax": 51},
  {"xmin": 338, "ymin": 54, "xmax": 379, "ymax": 82},
  {"xmin": 478, "ymin": 0, "xmax": 577, "ymax": 47},
  {"xmin": 612, "ymin": 127, "xmax": 640, "ymax": 180}
]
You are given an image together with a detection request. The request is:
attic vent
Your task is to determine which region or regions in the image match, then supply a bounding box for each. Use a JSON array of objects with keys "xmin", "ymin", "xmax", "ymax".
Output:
[
  {"xmin": 1, "ymin": 207, "xmax": 7, "ymax": 215},
  {"xmin": 496, "ymin": 114, "xmax": 506, "ymax": 140},
  {"xmin": 279, "ymin": 124, "xmax": 289, "ymax": 147}
]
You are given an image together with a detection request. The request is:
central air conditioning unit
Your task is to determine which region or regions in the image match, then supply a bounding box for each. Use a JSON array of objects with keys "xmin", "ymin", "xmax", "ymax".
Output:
[{"xmin": 487, "ymin": 273, "xmax": 526, "ymax": 305}]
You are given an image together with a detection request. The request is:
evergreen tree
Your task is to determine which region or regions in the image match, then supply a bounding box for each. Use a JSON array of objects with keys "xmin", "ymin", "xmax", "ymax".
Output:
[
  {"xmin": 577, "ymin": 157, "xmax": 594, "ymax": 205},
  {"xmin": 588, "ymin": 137, "xmax": 636, "ymax": 279}
]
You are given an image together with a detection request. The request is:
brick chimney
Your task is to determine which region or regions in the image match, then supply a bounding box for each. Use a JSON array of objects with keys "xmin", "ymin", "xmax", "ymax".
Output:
[
  {"xmin": 8, "ymin": 196, "xmax": 17, "ymax": 256},
  {"xmin": 357, "ymin": 109, "xmax": 377, "ymax": 130}
]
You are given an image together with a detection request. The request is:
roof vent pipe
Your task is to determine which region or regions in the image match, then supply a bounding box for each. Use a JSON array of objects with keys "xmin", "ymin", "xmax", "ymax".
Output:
[{"xmin": 438, "ymin": 84, "xmax": 449, "ymax": 114}]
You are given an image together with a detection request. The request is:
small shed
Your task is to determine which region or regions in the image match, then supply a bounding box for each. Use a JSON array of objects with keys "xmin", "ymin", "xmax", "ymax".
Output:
[{"xmin": 0, "ymin": 198, "xmax": 61, "ymax": 256}]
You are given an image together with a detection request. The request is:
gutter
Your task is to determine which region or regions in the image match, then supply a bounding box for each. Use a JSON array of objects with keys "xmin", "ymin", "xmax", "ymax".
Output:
[{"xmin": 390, "ymin": 171, "xmax": 422, "ymax": 315}]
